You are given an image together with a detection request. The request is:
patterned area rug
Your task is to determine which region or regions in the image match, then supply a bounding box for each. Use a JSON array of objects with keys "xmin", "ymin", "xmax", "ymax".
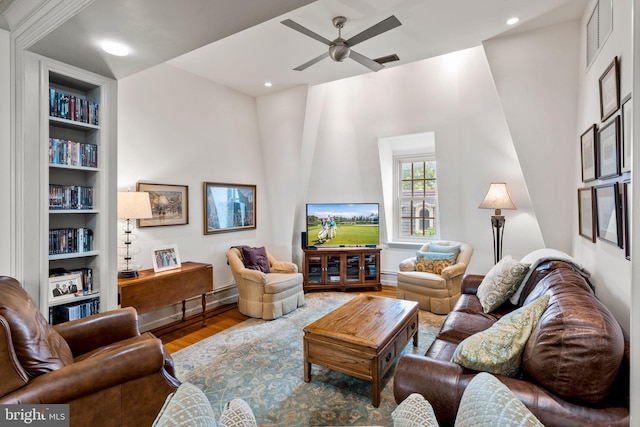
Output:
[{"xmin": 172, "ymin": 292, "xmax": 444, "ymax": 426}]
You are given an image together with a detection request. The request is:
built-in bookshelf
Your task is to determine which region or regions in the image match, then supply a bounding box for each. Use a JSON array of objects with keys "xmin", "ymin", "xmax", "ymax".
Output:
[{"xmin": 35, "ymin": 57, "xmax": 117, "ymax": 324}]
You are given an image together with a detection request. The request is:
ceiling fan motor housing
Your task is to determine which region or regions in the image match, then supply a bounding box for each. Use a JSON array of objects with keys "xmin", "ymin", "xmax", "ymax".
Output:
[{"xmin": 329, "ymin": 39, "xmax": 350, "ymax": 62}]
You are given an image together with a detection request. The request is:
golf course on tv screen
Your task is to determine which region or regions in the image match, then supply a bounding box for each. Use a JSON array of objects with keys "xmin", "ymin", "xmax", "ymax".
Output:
[{"xmin": 306, "ymin": 203, "xmax": 379, "ymax": 247}]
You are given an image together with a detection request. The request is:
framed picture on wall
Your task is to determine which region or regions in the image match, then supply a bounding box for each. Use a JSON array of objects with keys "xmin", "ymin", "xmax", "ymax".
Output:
[
  {"xmin": 623, "ymin": 180, "xmax": 631, "ymax": 260},
  {"xmin": 580, "ymin": 124, "xmax": 597, "ymax": 182},
  {"xmin": 599, "ymin": 56, "xmax": 620, "ymax": 122},
  {"xmin": 578, "ymin": 187, "xmax": 596, "ymax": 243},
  {"xmin": 621, "ymin": 93, "xmax": 632, "ymax": 173},
  {"xmin": 136, "ymin": 183, "xmax": 189, "ymax": 227},
  {"xmin": 597, "ymin": 116, "xmax": 620, "ymax": 179},
  {"xmin": 594, "ymin": 182, "xmax": 621, "ymax": 247},
  {"xmin": 203, "ymin": 182, "xmax": 256, "ymax": 234}
]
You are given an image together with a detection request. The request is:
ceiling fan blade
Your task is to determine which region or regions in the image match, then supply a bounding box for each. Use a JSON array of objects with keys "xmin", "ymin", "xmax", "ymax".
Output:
[
  {"xmin": 281, "ymin": 19, "xmax": 332, "ymax": 46},
  {"xmin": 349, "ymin": 50, "xmax": 384, "ymax": 72},
  {"xmin": 294, "ymin": 51, "xmax": 330, "ymax": 71},
  {"xmin": 346, "ymin": 15, "xmax": 401, "ymax": 47},
  {"xmin": 374, "ymin": 54, "xmax": 400, "ymax": 64}
]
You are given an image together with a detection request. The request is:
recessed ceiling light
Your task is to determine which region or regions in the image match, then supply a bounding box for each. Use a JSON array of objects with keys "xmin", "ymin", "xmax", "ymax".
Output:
[
  {"xmin": 264, "ymin": 82, "xmax": 273, "ymax": 87},
  {"xmin": 506, "ymin": 17, "xmax": 520, "ymax": 25},
  {"xmin": 101, "ymin": 40, "xmax": 130, "ymax": 56}
]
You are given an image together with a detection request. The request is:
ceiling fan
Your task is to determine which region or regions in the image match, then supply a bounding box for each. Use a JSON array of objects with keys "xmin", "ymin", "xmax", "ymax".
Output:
[{"xmin": 281, "ymin": 15, "xmax": 401, "ymax": 72}]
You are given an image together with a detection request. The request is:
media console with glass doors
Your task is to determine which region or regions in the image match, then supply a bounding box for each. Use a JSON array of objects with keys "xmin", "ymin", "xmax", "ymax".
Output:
[{"xmin": 302, "ymin": 247, "xmax": 381, "ymax": 292}]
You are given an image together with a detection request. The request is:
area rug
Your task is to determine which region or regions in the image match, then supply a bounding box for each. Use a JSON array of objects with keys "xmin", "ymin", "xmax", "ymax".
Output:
[{"xmin": 172, "ymin": 292, "xmax": 444, "ymax": 426}]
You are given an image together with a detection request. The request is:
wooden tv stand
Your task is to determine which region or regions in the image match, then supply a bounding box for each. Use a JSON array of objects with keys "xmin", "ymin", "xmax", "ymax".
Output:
[
  {"xmin": 118, "ymin": 261, "xmax": 213, "ymax": 327},
  {"xmin": 302, "ymin": 247, "xmax": 381, "ymax": 292}
]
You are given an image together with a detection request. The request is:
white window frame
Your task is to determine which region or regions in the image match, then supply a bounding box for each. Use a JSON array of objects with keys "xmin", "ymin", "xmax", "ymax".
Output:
[{"xmin": 394, "ymin": 155, "xmax": 440, "ymax": 242}]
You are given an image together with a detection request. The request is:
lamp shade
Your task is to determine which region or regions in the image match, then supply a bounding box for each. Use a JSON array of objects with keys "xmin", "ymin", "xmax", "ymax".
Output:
[
  {"xmin": 479, "ymin": 183, "xmax": 516, "ymax": 213},
  {"xmin": 117, "ymin": 192, "xmax": 153, "ymax": 219}
]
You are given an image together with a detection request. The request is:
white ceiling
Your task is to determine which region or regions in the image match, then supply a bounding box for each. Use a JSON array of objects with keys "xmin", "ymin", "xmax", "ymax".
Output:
[{"xmin": 10, "ymin": 0, "xmax": 588, "ymax": 97}]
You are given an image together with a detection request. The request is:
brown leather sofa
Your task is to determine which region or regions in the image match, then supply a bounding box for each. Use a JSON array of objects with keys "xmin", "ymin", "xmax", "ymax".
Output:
[
  {"xmin": 394, "ymin": 260, "xmax": 629, "ymax": 427},
  {"xmin": 0, "ymin": 276, "xmax": 180, "ymax": 427}
]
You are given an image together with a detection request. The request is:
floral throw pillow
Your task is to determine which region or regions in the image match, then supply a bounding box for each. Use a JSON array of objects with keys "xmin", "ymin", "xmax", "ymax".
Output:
[
  {"xmin": 415, "ymin": 251, "xmax": 455, "ymax": 274},
  {"xmin": 451, "ymin": 295, "xmax": 549, "ymax": 377},
  {"xmin": 477, "ymin": 256, "xmax": 530, "ymax": 313}
]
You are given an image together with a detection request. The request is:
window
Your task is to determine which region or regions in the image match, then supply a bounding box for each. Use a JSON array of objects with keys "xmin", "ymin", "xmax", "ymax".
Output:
[
  {"xmin": 587, "ymin": 0, "xmax": 613, "ymax": 67},
  {"xmin": 397, "ymin": 158, "xmax": 439, "ymax": 239}
]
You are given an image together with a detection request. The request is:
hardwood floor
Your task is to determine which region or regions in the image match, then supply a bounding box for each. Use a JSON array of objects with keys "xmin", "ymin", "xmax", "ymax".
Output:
[{"xmin": 153, "ymin": 286, "xmax": 398, "ymax": 353}]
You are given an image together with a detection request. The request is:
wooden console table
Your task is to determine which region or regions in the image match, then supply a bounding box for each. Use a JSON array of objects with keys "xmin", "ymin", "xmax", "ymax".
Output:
[{"xmin": 118, "ymin": 261, "xmax": 213, "ymax": 327}]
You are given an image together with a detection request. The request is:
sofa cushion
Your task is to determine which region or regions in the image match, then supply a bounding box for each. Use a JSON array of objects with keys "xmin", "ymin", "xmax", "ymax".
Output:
[
  {"xmin": 454, "ymin": 372, "xmax": 543, "ymax": 427},
  {"xmin": 240, "ymin": 246, "xmax": 270, "ymax": 273},
  {"xmin": 476, "ymin": 256, "xmax": 530, "ymax": 313},
  {"xmin": 521, "ymin": 267, "xmax": 624, "ymax": 404},
  {"xmin": 451, "ymin": 295, "xmax": 549, "ymax": 377},
  {"xmin": 429, "ymin": 242, "xmax": 461, "ymax": 255},
  {"xmin": 0, "ymin": 276, "xmax": 73, "ymax": 377},
  {"xmin": 153, "ymin": 382, "xmax": 217, "ymax": 427},
  {"xmin": 218, "ymin": 398, "xmax": 257, "ymax": 427},
  {"xmin": 392, "ymin": 393, "xmax": 438, "ymax": 427},
  {"xmin": 416, "ymin": 251, "xmax": 455, "ymax": 274}
]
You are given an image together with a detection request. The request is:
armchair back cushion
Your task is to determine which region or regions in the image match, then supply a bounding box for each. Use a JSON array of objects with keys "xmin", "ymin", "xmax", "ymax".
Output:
[{"xmin": 0, "ymin": 276, "xmax": 73, "ymax": 377}]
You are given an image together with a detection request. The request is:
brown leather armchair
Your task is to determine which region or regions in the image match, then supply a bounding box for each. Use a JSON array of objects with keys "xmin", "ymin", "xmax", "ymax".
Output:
[{"xmin": 0, "ymin": 276, "xmax": 180, "ymax": 427}]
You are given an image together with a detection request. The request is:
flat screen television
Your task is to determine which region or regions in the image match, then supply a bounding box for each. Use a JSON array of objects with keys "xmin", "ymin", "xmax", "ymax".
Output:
[{"xmin": 306, "ymin": 203, "xmax": 379, "ymax": 247}]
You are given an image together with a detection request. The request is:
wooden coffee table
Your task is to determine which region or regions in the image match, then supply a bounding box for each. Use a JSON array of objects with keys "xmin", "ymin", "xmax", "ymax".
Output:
[{"xmin": 303, "ymin": 294, "xmax": 419, "ymax": 407}]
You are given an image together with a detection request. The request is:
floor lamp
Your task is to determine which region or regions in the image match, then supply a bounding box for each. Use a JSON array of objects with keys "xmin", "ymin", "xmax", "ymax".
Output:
[
  {"xmin": 117, "ymin": 191, "xmax": 153, "ymax": 279},
  {"xmin": 479, "ymin": 183, "xmax": 516, "ymax": 264}
]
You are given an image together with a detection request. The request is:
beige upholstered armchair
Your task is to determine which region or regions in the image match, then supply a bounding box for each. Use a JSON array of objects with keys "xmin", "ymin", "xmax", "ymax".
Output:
[
  {"xmin": 226, "ymin": 246, "xmax": 305, "ymax": 320},
  {"xmin": 396, "ymin": 241, "xmax": 473, "ymax": 314}
]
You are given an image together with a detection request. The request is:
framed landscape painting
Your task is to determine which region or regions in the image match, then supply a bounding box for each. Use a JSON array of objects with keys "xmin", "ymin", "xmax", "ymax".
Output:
[
  {"xmin": 204, "ymin": 182, "xmax": 256, "ymax": 234},
  {"xmin": 137, "ymin": 182, "xmax": 189, "ymax": 227}
]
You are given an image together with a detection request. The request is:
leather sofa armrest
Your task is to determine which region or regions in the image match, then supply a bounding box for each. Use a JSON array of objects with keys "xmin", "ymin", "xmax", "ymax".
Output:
[
  {"xmin": 440, "ymin": 262, "xmax": 466, "ymax": 279},
  {"xmin": 399, "ymin": 257, "xmax": 416, "ymax": 272},
  {"xmin": 0, "ymin": 317, "xmax": 29, "ymax": 396},
  {"xmin": 394, "ymin": 354, "xmax": 470, "ymax": 426},
  {"xmin": 54, "ymin": 307, "xmax": 140, "ymax": 356},
  {"xmin": 1, "ymin": 337, "xmax": 178, "ymax": 404},
  {"xmin": 239, "ymin": 269, "xmax": 268, "ymax": 284},
  {"xmin": 461, "ymin": 274, "xmax": 484, "ymax": 294},
  {"xmin": 271, "ymin": 261, "xmax": 298, "ymax": 274}
]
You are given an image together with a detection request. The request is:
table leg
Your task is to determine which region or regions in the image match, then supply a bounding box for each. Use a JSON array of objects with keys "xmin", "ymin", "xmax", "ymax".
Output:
[
  {"xmin": 201, "ymin": 294, "xmax": 207, "ymax": 327},
  {"xmin": 413, "ymin": 317, "xmax": 419, "ymax": 347},
  {"xmin": 372, "ymin": 361, "xmax": 381, "ymax": 408},
  {"xmin": 181, "ymin": 300, "xmax": 186, "ymax": 322}
]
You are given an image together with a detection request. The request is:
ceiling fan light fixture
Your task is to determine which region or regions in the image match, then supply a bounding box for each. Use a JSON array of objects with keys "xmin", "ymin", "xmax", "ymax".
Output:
[{"xmin": 329, "ymin": 42, "xmax": 350, "ymax": 62}]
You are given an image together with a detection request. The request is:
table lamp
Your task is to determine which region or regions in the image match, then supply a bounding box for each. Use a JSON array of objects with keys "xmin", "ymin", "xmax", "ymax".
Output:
[
  {"xmin": 117, "ymin": 191, "xmax": 153, "ymax": 278},
  {"xmin": 479, "ymin": 182, "xmax": 516, "ymax": 264}
]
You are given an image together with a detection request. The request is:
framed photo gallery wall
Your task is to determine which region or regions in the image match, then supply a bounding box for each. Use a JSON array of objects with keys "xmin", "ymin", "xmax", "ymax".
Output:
[{"xmin": 578, "ymin": 55, "xmax": 631, "ymax": 259}]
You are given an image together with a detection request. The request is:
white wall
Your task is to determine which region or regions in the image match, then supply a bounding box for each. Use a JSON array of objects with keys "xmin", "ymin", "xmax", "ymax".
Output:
[
  {"xmin": 118, "ymin": 63, "xmax": 271, "ymax": 294},
  {"xmin": 275, "ymin": 47, "xmax": 546, "ymax": 276},
  {"xmin": 0, "ymin": 28, "xmax": 9, "ymax": 276}
]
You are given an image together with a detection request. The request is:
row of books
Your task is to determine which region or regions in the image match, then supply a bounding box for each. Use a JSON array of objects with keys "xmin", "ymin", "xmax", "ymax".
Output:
[
  {"xmin": 49, "ymin": 267, "xmax": 94, "ymax": 295},
  {"xmin": 49, "ymin": 88, "xmax": 99, "ymax": 125},
  {"xmin": 49, "ymin": 227, "xmax": 93, "ymax": 255},
  {"xmin": 49, "ymin": 184, "xmax": 94, "ymax": 210},
  {"xmin": 49, "ymin": 296, "xmax": 100, "ymax": 324},
  {"xmin": 49, "ymin": 138, "xmax": 98, "ymax": 168}
]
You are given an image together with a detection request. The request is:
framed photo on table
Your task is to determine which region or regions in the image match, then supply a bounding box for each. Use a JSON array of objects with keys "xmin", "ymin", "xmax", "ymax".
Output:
[
  {"xmin": 152, "ymin": 244, "xmax": 182, "ymax": 273},
  {"xmin": 594, "ymin": 182, "xmax": 621, "ymax": 247},
  {"xmin": 136, "ymin": 182, "xmax": 189, "ymax": 227},
  {"xmin": 578, "ymin": 187, "xmax": 596, "ymax": 243},
  {"xmin": 599, "ymin": 56, "xmax": 620, "ymax": 122},
  {"xmin": 597, "ymin": 116, "xmax": 620, "ymax": 179},
  {"xmin": 580, "ymin": 124, "xmax": 597, "ymax": 182},
  {"xmin": 203, "ymin": 182, "xmax": 256, "ymax": 234}
]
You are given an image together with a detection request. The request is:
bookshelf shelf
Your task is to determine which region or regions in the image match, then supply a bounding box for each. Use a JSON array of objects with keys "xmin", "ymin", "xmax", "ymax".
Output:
[{"xmin": 48, "ymin": 251, "xmax": 100, "ymax": 261}]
